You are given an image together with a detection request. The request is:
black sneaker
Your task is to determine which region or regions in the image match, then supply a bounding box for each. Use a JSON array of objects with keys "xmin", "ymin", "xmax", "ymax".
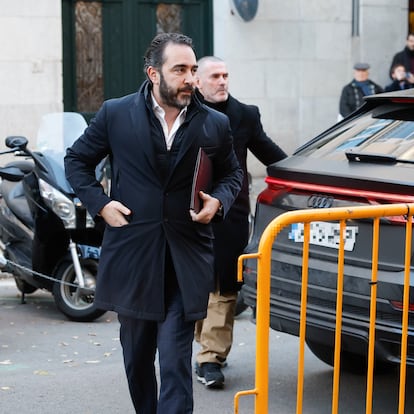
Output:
[{"xmin": 195, "ymin": 362, "xmax": 225, "ymax": 388}]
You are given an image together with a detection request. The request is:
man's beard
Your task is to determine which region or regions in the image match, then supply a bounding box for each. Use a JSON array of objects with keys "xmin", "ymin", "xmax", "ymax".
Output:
[{"xmin": 159, "ymin": 72, "xmax": 194, "ymax": 109}]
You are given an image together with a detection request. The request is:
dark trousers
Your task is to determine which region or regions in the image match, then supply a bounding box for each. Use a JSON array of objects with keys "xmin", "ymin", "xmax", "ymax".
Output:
[{"xmin": 118, "ymin": 249, "xmax": 195, "ymax": 414}]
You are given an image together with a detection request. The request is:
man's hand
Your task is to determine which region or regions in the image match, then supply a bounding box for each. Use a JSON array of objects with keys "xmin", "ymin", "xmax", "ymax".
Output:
[
  {"xmin": 189, "ymin": 191, "xmax": 221, "ymax": 224},
  {"xmin": 99, "ymin": 200, "xmax": 132, "ymax": 227}
]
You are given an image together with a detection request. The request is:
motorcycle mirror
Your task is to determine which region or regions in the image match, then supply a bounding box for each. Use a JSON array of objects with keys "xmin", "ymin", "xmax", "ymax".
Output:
[
  {"xmin": 0, "ymin": 166, "xmax": 25, "ymax": 182},
  {"xmin": 5, "ymin": 136, "xmax": 28, "ymax": 150}
]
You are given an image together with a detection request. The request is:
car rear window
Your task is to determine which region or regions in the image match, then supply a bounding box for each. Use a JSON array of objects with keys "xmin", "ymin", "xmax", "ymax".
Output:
[{"xmin": 297, "ymin": 110, "xmax": 414, "ymax": 162}]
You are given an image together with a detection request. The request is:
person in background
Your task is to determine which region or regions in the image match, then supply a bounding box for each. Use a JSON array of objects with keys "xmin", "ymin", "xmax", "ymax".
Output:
[
  {"xmin": 64, "ymin": 34, "xmax": 243, "ymax": 414},
  {"xmin": 384, "ymin": 63, "xmax": 414, "ymax": 92},
  {"xmin": 339, "ymin": 62, "xmax": 383, "ymax": 119},
  {"xmin": 389, "ymin": 32, "xmax": 414, "ymax": 84},
  {"xmin": 194, "ymin": 56, "xmax": 287, "ymax": 389}
]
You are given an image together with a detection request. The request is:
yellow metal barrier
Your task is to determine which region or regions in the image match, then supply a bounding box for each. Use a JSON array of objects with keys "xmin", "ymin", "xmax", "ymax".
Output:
[{"xmin": 234, "ymin": 203, "xmax": 414, "ymax": 414}]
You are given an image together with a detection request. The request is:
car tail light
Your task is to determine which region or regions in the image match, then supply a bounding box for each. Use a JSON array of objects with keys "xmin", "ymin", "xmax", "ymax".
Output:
[
  {"xmin": 390, "ymin": 300, "xmax": 414, "ymax": 313},
  {"xmin": 390, "ymin": 98, "xmax": 414, "ymax": 104},
  {"xmin": 257, "ymin": 180, "xmax": 289, "ymax": 205},
  {"xmin": 262, "ymin": 177, "xmax": 414, "ymax": 224}
]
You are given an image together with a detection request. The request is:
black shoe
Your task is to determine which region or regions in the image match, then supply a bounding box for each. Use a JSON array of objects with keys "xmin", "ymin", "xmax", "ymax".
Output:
[{"xmin": 195, "ymin": 362, "xmax": 225, "ymax": 389}]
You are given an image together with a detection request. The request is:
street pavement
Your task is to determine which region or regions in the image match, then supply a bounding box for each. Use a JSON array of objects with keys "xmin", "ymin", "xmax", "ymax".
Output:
[
  {"xmin": 0, "ymin": 177, "xmax": 268, "ymax": 414},
  {"xmin": 2, "ymin": 278, "xmax": 414, "ymax": 413},
  {"xmin": 2, "ymin": 177, "xmax": 414, "ymax": 413}
]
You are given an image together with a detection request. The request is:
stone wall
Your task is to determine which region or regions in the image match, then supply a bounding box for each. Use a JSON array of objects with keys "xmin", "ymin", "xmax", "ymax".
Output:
[
  {"xmin": 214, "ymin": 0, "xmax": 407, "ymax": 175},
  {"xmin": 0, "ymin": 1, "xmax": 63, "ymax": 146},
  {"xmin": 0, "ymin": 0, "xmax": 407, "ymax": 173}
]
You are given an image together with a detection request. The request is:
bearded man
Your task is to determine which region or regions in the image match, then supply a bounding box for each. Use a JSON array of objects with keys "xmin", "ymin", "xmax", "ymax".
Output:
[{"xmin": 65, "ymin": 33, "xmax": 243, "ymax": 414}]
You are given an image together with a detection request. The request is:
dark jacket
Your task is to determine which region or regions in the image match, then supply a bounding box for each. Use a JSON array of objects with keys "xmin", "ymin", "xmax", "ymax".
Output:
[
  {"xmin": 198, "ymin": 91, "xmax": 287, "ymax": 292},
  {"xmin": 339, "ymin": 80, "xmax": 383, "ymax": 118},
  {"xmin": 389, "ymin": 46, "xmax": 414, "ymax": 78},
  {"xmin": 64, "ymin": 81, "xmax": 243, "ymax": 321},
  {"xmin": 384, "ymin": 79, "xmax": 414, "ymax": 92}
]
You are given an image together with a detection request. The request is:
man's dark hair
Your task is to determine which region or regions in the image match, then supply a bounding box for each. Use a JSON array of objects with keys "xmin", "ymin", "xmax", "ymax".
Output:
[
  {"xmin": 143, "ymin": 32, "xmax": 195, "ymax": 81},
  {"xmin": 390, "ymin": 63, "xmax": 405, "ymax": 73}
]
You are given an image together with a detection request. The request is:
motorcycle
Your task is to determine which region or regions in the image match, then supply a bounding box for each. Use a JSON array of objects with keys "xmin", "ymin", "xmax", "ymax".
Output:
[{"xmin": 0, "ymin": 112, "xmax": 106, "ymax": 322}]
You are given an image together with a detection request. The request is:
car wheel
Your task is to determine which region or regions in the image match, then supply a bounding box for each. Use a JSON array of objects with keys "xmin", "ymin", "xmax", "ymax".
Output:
[
  {"xmin": 305, "ymin": 339, "xmax": 394, "ymax": 375},
  {"xmin": 306, "ymin": 339, "xmax": 364, "ymax": 374}
]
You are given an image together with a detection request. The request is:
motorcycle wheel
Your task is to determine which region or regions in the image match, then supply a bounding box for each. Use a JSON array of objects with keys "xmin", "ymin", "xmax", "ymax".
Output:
[{"xmin": 52, "ymin": 258, "xmax": 106, "ymax": 322}]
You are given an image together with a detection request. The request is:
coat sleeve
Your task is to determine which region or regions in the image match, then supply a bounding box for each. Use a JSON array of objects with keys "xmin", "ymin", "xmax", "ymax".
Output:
[
  {"xmin": 64, "ymin": 103, "xmax": 112, "ymax": 218},
  {"xmin": 208, "ymin": 116, "xmax": 243, "ymax": 219},
  {"xmin": 245, "ymin": 105, "xmax": 287, "ymax": 165},
  {"xmin": 339, "ymin": 85, "xmax": 352, "ymax": 118}
]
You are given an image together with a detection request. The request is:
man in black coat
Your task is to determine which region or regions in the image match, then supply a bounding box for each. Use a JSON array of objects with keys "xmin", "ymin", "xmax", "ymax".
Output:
[
  {"xmin": 389, "ymin": 32, "xmax": 414, "ymax": 83},
  {"xmin": 193, "ymin": 56, "xmax": 287, "ymax": 388},
  {"xmin": 64, "ymin": 34, "xmax": 243, "ymax": 414}
]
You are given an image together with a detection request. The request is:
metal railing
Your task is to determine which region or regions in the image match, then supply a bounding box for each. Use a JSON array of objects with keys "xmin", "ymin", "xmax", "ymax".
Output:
[{"xmin": 235, "ymin": 203, "xmax": 414, "ymax": 414}]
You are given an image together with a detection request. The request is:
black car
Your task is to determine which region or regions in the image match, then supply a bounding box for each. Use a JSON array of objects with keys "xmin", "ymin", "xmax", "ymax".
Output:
[{"xmin": 241, "ymin": 89, "xmax": 414, "ymax": 373}]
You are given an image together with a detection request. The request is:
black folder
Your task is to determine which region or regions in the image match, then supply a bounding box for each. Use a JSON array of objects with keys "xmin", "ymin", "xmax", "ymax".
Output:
[{"xmin": 190, "ymin": 148, "xmax": 213, "ymax": 213}]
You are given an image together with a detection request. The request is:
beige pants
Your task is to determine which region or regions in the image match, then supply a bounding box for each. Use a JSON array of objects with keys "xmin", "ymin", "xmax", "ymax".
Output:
[{"xmin": 195, "ymin": 290, "xmax": 237, "ymax": 365}]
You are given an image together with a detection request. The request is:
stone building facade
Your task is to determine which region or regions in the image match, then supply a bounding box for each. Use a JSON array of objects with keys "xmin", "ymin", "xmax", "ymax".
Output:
[{"xmin": 0, "ymin": 0, "xmax": 408, "ymax": 175}]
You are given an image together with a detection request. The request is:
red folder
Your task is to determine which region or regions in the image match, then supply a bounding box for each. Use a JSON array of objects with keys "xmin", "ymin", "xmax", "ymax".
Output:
[{"xmin": 190, "ymin": 148, "xmax": 213, "ymax": 213}]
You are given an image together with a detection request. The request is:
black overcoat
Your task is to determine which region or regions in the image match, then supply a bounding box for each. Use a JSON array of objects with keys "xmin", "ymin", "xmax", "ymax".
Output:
[
  {"xmin": 205, "ymin": 94, "xmax": 287, "ymax": 293},
  {"xmin": 64, "ymin": 82, "xmax": 243, "ymax": 321}
]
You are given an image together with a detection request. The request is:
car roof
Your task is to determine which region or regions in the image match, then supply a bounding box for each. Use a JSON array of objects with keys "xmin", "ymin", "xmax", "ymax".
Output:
[{"xmin": 364, "ymin": 88, "xmax": 414, "ymax": 104}]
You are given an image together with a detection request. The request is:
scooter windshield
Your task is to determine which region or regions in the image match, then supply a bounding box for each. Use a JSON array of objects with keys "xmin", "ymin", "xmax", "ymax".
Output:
[
  {"xmin": 36, "ymin": 113, "xmax": 88, "ymax": 193},
  {"xmin": 36, "ymin": 112, "xmax": 87, "ymax": 161}
]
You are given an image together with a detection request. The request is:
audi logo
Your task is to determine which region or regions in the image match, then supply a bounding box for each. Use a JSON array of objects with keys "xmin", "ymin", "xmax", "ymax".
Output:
[{"xmin": 307, "ymin": 194, "xmax": 334, "ymax": 208}]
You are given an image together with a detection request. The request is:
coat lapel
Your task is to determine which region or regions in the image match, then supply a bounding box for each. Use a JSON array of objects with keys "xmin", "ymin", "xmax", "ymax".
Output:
[
  {"xmin": 166, "ymin": 103, "xmax": 207, "ymax": 185},
  {"xmin": 129, "ymin": 84, "xmax": 160, "ymax": 176}
]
